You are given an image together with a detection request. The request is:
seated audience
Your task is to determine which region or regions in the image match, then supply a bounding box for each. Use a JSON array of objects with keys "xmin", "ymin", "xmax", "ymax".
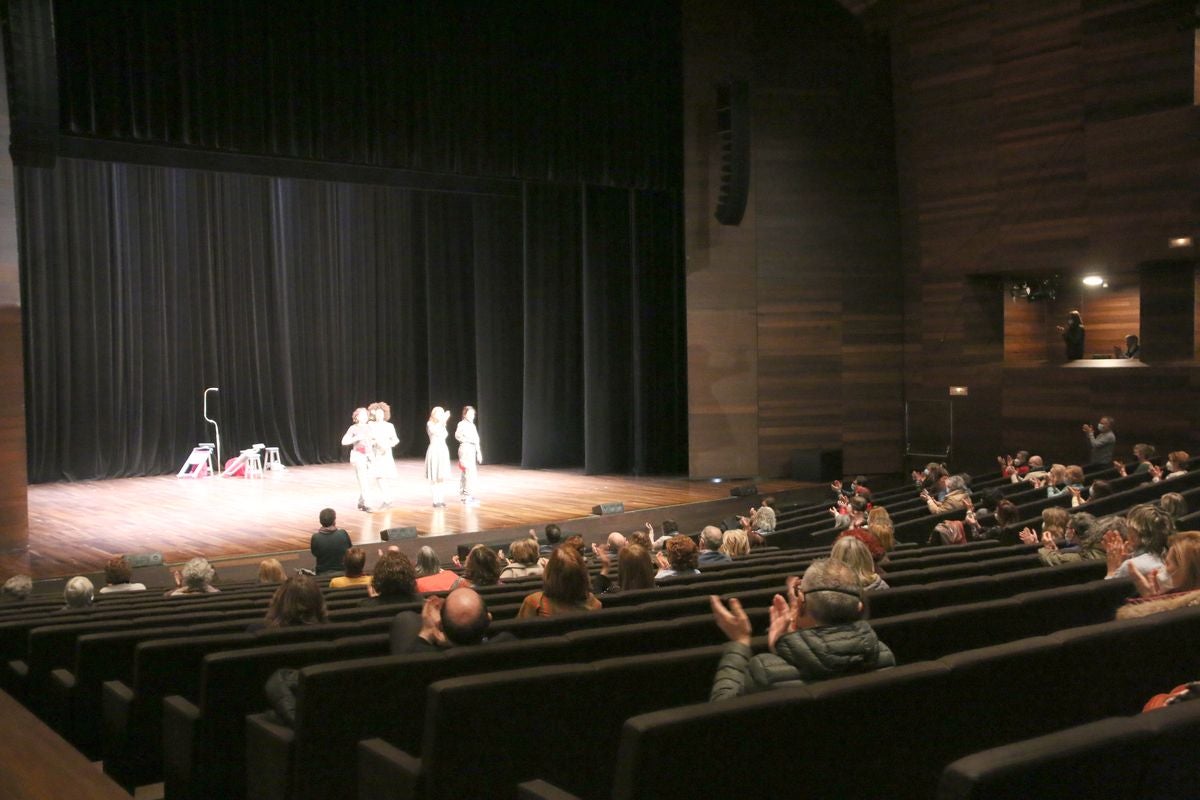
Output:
[
  {"xmin": 1117, "ymin": 531, "xmax": 1200, "ymax": 619},
  {"xmin": 1115, "ymin": 443, "xmax": 1156, "ymax": 477},
  {"xmin": 59, "ymin": 576, "xmax": 95, "ymax": 611},
  {"xmin": 499, "ymin": 538, "xmax": 544, "ymax": 581},
  {"xmin": 720, "ymin": 529, "xmax": 751, "ymax": 559},
  {"xmin": 708, "ymin": 559, "xmax": 895, "ymax": 700},
  {"xmin": 592, "ymin": 542, "xmax": 656, "ymax": 595},
  {"xmin": 257, "ymin": 558, "xmax": 286, "ymax": 585},
  {"xmin": 99, "ymin": 556, "xmax": 147, "ymax": 593},
  {"xmin": 165, "ymin": 557, "xmax": 220, "ymax": 596},
  {"xmin": 1071, "ymin": 477, "xmax": 1113, "ymax": 507},
  {"xmin": 929, "ymin": 519, "xmax": 967, "ymax": 546},
  {"xmin": 414, "ymin": 545, "xmax": 459, "ymax": 592},
  {"xmin": 1114, "ymin": 333, "xmax": 1140, "ymax": 359},
  {"xmin": 1104, "ymin": 503, "xmax": 1174, "ymax": 584},
  {"xmin": 654, "ymin": 535, "xmax": 700, "ymax": 580},
  {"xmin": 741, "ymin": 497, "xmax": 777, "ymax": 533},
  {"xmin": 517, "ymin": 545, "xmax": 602, "ymax": 617},
  {"xmin": 627, "ymin": 528, "xmax": 652, "ymax": 550},
  {"xmin": 996, "ymin": 451, "xmax": 1032, "ymax": 479},
  {"xmin": 603, "ymin": 532, "xmax": 627, "ymax": 560},
  {"xmin": 921, "ymin": 474, "xmax": 970, "ymax": 514},
  {"xmin": 1014, "ymin": 455, "xmax": 1047, "ymax": 483},
  {"xmin": 697, "ymin": 526, "xmax": 731, "ymax": 565},
  {"xmin": 964, "ymin": 498, "xmax": 1020, "ymax": 541},
  {"xmin": 1159, "ymin": 493, "xmax": 1188, "ymax": 524},
  {"xmin": 330, "ymin": 547, "xmax": 371, "ymax": 588},
  {"xmin": 1017, "ymin": 506, "xmax": 1070, "ymax": 545},
  {"xmin": 310, "ymin": 507, "xmax": 352, "ymax": 574},
  {"xmin": 832, "ymin": 494, "xmax": 869, "ymax": 532},
  {"xmin": 1, "ymin": 574, "xmax": 32, "ymax": 603},
  {"xmin": 830, "ymin": 536, "xmax": 888, "ymax": 591},
  {"xmin": 1151, "ymin": 451, "xmax": 1189, "ymax": 483},
  {"xmin": 913, "ymin": 461, "xmax": 949, "ymax": 491},
  {"xmin": 1029, "ymin": 512, "xmax": 1104, "ymax": 566},
  {"xmin": 452, "ymin": 544, "xmax": 503, "ymax": 589},
  {"xmin": 839, "ymin": 520, "xmax": 886, "ymax": 561},
  {"xmin": 390, "ymin": 588, "xmax": 516, "ymax": 654},
  {"xmin": 259, "ymin": 574, "xmax": 328, "ymax": 628},
  {"xmin": 539, "ymin": 523, "xmax": 563, "ymax": 558},
  {"xmin": 359, "ymin": 551, "xmax": 420, "ymax": 606},
  {"xmin": 866, "ymin": 507, "xmax": 895, "ymax": 553}
]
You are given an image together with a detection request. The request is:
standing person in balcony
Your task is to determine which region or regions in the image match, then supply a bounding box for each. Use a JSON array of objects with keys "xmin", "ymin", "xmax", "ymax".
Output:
[{"xmin": 1058, "ymin": 309, "xmax": 1085, "ymax": 360}]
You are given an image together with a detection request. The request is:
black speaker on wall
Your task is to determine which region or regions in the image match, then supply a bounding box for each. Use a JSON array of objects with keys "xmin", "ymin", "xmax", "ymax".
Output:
[
  {"xmin": 592, "ymin": 502, "xmax": 625, "ymax": 516},
  {"xmin": 714, "ymin": 79, "xmax": 750, "ymax": 226},
  {"xmin": 381, "ymin": 526, "xmax": 418, "ymax": 542}
]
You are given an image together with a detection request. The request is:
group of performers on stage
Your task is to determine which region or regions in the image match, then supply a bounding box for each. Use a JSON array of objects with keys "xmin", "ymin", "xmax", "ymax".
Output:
[{"xmin": 341, "ymin": 402, "xmax": 481, "ymax": 511}]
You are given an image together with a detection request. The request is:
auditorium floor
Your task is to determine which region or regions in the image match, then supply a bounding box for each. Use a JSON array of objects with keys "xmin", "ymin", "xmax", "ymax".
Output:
[{"xmin": 7, "ymin": 460, "xmax": 811, "ymax": 580}]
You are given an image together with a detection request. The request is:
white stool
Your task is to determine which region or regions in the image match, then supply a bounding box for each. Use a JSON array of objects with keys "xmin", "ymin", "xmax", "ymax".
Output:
[
  {"xmin": 264, "ymin": 447, "xmax": 284, "ymax": 471},
  {"xmin": 245, "ymin": 453, "xmax": 264, "ymax": 479}
]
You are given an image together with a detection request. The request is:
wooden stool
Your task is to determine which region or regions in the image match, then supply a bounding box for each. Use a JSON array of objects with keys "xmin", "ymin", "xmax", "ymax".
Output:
[{"xmin": 245, "ymin": 453, "xmax": 264, "ymax": 479}]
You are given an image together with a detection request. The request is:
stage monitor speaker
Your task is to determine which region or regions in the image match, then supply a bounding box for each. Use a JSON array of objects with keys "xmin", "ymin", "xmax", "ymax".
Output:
[
  {"xmin": 714, "ymin": 79, "xmax": 750, "ymax": 226},
  {"xmin": 381, "ymin": 527, "xmax": 418, "ymax": 542},
  {"xmin": 792, "ymin": 448, "xmax": 843, "ymax": 482},
  {"xmin": 126, "ymin": 552, "xmax": 163, "ymax": 569},
  {"xmin": 729, "ymin": 484, "xmax": 758, "ymax": 498},
  {"xmin": 592, "ymin": 502, "xmax": 625, "ymax": 515}
]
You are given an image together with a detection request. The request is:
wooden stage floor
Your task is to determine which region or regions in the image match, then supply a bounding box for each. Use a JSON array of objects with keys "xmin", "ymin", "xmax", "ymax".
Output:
[{"xmin": 7, "ymin": 460, "xmax": 812, "ymax": 580}]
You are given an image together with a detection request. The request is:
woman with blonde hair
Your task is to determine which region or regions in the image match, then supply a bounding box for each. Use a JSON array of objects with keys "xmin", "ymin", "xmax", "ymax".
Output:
[
  {"xmin": 424, "ymin": 406, "xmax": 452, "ymax": 507},
  {"xmin": 719, "ymin": 529, "xmax": 750, "ymax": 559},
  {"xmin": 257, "ymin": 558, "xmax": 286, "ymax": 584},
  {"xmin": 866, "ymin": 507, "xmax": 894, "ymax": 552},
  {"xmin": 1117, "ymin": 532, "xmax": 1200, "ymax": 619},
  {"xmin": 831, "ymin": 536, "xmax": 888, "ymax": 591},
  {"xmin": 500, "ymin": 538, "xmax": 544, "ymax": 581}
]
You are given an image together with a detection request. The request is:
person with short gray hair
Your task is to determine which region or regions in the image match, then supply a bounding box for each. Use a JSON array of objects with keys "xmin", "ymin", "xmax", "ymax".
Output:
[
  {"xmin": 165, "ymin": 557, "xmax": 220, "ymax": 596},
  {"xmin": 699, "ymin": 526, "xmax": 730, "ymax": 565},
  {"xmin": 1, "ymin": 574, "xmax": 33, "ymax": 602},
  {"xmin": 921, "ymin": 473, "xmax": 970, "ymax": 515},
  {"xmin": 708, "ymin": 559, "xmax": 894, "ymax": 700},
  {"xmin": 61, "ymin": 576, "xmax": 95, "ymax": 611}
]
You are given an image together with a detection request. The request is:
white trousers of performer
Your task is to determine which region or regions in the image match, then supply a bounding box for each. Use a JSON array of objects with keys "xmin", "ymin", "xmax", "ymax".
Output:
[
  {"xmin": 353, "ymin": 461, "xmax": 376, "ymax": 509},
  {"xmin": 459, "ymin": 446, "xmax": 479, "ymax": 499},
  {"xmin": 431, "ymin": 481, "xmax": 446, "ymax": 506}
]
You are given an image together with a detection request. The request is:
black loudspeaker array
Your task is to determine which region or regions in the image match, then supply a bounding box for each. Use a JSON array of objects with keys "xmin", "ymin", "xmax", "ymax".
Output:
[{"xmin": 714, "ymin": 80, "xmax": 750, "ymax": 226}]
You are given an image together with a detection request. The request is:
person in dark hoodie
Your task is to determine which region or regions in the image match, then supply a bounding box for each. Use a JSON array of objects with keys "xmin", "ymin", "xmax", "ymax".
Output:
[{"xmin": 708, "ymin": 559, "xmax": 894, "ymax": 700}]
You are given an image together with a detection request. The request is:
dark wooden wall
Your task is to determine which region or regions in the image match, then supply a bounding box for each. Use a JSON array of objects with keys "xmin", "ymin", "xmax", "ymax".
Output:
[
  {"xmin": 683, "ymin": 0, "xmax": 904, "ymax": 479},
  {"xmin": 891, "ymin": 0, "xmax": 1200, "ymax": 473}
]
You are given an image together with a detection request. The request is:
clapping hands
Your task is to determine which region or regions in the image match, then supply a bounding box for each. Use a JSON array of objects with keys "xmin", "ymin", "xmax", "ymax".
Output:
[{"xmin": 710, "ymin": 595, "xmax": 752, "ymax": 646}]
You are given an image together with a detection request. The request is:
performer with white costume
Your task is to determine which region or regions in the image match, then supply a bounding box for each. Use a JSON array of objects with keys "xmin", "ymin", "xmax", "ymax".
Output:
[
  {"xmin": 455, "ymin": 405, "xmax": 482, "ymax": 505},
  {"xmin": 424, "ymin": 406, "xmax": 452, "ymax": 507},
  {"xmin": 340, "ymin": 407, "xmax": 375, "ymax": 510},
  {"xmin": 367, "ymin": 401, "xmax": 400, "ymax": 507}
]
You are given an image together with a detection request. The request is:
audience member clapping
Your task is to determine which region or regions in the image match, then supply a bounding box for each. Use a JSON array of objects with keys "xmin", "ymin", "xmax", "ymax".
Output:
[
  {"xmin": 414, "ymin": 545, "xmax": 458, "ymax": 592},
  {"xmin": 1104, "ymin": 504, "xmax": 1174, "ymax": 584},
  {"xmin": 921, "ymin": 474, "xmax": 970, "ymax": 515},
  {"xmin": 831, "ymin": 536, "xmax": 888, "ymax": 591},
  {"xmin": 654, "ymin": 535, "xmax": 700, "ymax": 580},
  {"xmin": 451, "ymin": 544, "xmax": 503, "ymax": 589},
  {"xmin": 499, "ymin": 538, "xmax": 544, "ymax": 581},
  {"xmin": 1117, "ymin": 531, "xmax": 1200, "ymax": 620},
  {"xmin": 100, "ymin": 555, "xmax": 147, "ymax": 593},
  {"xmin": 1028, "ymin": 512, "xmax": 1104, "ymax": 566},
  {"xmin": 165, "ymin": 557, "xmax": 220, "ymax": 596},
  {"xmin": 391, "ymin": 588, "xmax": 516, "ymax": 654},
  {"xmin": 708, "ymin": 559, "xmax": 895, "ymax": 700},
  {"xmin": 866, "ymin": 507, "xmax": 895, "ymax": 553},
  {"xmin": 1151, "ymin": 451, "xmax": 1189, "ymax": 483},
  {"xmin": 539, "ymin": 523, "xmax": 563, "ymax": 558},
  {"xmin": 1159, "ymin": 493, "xmax": 1188, "ymax": 524},
  {"xmin": 517, "ymin": 544, "xmax": 602, "ymax": 617},
  {"xmin": 592, "ymin": 542, "xmax": 656, "ymax": 596}
]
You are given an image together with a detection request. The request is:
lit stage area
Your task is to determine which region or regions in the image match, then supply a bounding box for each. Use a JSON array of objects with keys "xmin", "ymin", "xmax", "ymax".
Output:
[{"xmin": 7, "ymin": 460, "xmax": 816, "ymax": 581}]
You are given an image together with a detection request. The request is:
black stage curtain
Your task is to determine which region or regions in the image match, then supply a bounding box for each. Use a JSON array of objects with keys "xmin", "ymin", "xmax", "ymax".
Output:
[
  {"xmin": 19, "ymin": 158, "xmax": 686, "ymax": 482},
  {"xmin": 53, "ymin": 0, "xmax": 681, "ymax": 191}
]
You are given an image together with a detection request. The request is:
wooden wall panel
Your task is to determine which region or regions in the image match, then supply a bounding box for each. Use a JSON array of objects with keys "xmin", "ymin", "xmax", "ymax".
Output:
[
  {"xmin": 0, "ymin": 36, "xmax": 29, "ymax": 552},
  {"xmin": 893, "ymin": 0, "xmax": 1200, "ymax": 477}
]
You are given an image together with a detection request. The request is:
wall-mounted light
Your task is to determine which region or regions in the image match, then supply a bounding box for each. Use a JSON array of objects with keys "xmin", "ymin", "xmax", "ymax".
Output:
[
  {"xmin": 1082, "ymin": 275, "xmax": 1106, "ymax": 287},
  {"xmin": 1168, "ymin": 237, "xmax": 1193, "ymax": 248}
]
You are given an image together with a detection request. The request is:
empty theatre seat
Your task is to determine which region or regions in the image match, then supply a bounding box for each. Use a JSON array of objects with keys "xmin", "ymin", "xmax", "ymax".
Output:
[{"xmin": 937, "ymin": 700, "xmax": 1200, "ymax": 800}]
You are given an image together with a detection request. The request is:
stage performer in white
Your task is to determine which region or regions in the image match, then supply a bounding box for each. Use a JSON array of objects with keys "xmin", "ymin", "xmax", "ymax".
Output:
[
  {"xmin": 368, "ymin": 401, "xmax": 400, "ymax": 508},
  {"xmin": 455, "ymin": 405, "xmax": 482, "ymax": 505},
  {"xmin": 340, "ymin": 407, "xmax": 375, "ymax": 510},
  {"xmin": 425, "ymin": 406, "xmax": 452, "ymax": 507}
]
